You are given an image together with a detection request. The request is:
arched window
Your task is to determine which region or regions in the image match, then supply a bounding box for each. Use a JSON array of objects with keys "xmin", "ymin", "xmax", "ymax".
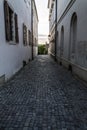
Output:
[
  {"xmin": 70, "ymin": 12, "xmax": 77, "ymax": 56},
  {"xmin": 60, "ymin": 26, "xmax": 64, "ymax": 57}
]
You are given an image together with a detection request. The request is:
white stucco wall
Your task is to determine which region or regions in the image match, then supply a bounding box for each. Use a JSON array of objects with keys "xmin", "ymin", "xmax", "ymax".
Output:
[
  {"xmin": 33, "ymin": 0, "xmax": 38, "ymax": 57},
  {"xmin": 57, "ymin": 0, "xmax": 71, "ymax": 20},
  {"xmin": 0, "ymin": 0, "xmax": 32, "ymax": 80},
  {"xmin": 57, "ymin": 0, "xmax": 87, "ymax": 68},
  {"xmin": 48, "ymin": 0, "xmax": 87, "ymax": 81}
]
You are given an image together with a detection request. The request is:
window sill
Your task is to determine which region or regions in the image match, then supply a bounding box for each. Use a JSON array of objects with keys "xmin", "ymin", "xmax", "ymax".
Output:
[{"xmin": 9, "ymin": 41, "xmax": 18, "ymax": 45}]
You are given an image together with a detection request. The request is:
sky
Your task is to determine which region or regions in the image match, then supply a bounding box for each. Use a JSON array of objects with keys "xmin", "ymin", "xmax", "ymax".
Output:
[{"xmin": 35, "ymin": 0, "xmax": 49, "ymax": 36}]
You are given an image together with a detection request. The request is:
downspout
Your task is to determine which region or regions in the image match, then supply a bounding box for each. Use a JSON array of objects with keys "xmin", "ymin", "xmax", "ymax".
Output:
[
  {"xmin": 31, "ymin": 0, "xmax": 34, "ymax": 60},
  {"xmin": 55, "ymin": 0, "xmax": 57, "ymax": 61}
]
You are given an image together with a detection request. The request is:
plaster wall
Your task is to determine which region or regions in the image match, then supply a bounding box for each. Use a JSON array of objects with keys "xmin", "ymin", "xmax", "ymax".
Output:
[{"xmin": 0, "ymin": 0, "xmax": 32, "ymax": 80}]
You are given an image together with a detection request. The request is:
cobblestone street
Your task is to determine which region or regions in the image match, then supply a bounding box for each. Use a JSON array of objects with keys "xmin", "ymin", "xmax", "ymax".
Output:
[{"xmin": 0, "ymin": 55, "xmax": 87, "ymax": 130}]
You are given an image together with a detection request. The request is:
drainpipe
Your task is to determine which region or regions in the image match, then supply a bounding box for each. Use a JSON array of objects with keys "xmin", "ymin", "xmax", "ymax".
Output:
[
  {"xmin": 31, "ymin": 0, "xmax": 34, "ymax": 60},
  {"xmin": 55, "ymin": 0, "xmax": 57, "ymax": 61}
]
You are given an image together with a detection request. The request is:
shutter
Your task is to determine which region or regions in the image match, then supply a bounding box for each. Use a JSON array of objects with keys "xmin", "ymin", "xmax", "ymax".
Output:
[
  {"xmin": 29, "ymin": 31, "xmax": 31, "ymax": 45},
  {"xmin": 35, "ymin": 38, "xmax": 36, "ymax": 46},
  {"xmin": 25, "ymin": 26, "xmax": 27, "ymax": 45},
  {"xmin": 23, "ymin": 23, "xmax": 25, "ymax": 45},
  {"xmin": 23, "ymin": 24, "xmax": 26, "ymax": 45},
  {"xmin": 28, "ymin": 30, "xmax": 29, "ymax": 45},
  {"xmin": 4, "ymin": 0, "xmax": 10, "ymax": 41},
  {"xmin": 31, "ymin": 32, "xmax": 33, "ymax": 46},
  {"xmin": 29, "ymin": 30, "xmax": 30, "ymax": 45},
  {"xmin": 15, "ymin": 13, "xmax": 19, "ymax": 43},
  {"xmin": 33, "ymin": 37, "xmax": 35, "ymax": 46},
  {"xmin": 30, "ymin": 31, "xmax": 32, "ymax": 46}
]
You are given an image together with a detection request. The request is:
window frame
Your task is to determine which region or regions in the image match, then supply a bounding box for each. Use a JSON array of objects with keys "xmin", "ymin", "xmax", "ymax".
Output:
[
  {"xmin": 23, "ymin": 23, "xmax": 28, "ymax": 46},
  {"xmin": 4, "ymin": 0, "xmax": 19, "ymax": 45}
]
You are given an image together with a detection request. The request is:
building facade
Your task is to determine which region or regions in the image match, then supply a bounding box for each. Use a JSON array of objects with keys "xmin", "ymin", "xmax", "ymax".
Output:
[
  {"xmin": 48, "ymin": 0, "xmax": 87, "ymax": 81},
  {"xmin": 0, "ymin": 0, "xmax": 38, "ymax": 83},
  {"xmin": 32, "ymin": 0, "xmax": 38, "ymax": 58}
]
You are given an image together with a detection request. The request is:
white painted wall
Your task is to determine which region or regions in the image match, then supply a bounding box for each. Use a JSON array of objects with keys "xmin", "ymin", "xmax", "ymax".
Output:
[
  {"xmin": 48, "ymin": 0, "xmax": 87, "ymax": 81},
  {"xmin": 33, "ymin": 0, "xmax": 38, "ymax": 57},
  {"xmin": 57, "ymin": 0, "xmax": 71, "ymax": 20},
  {"xmin": 57, "ymin": 0, "xmax": 87, "ymax": 68},
  {"xmin": 49, "ymin": 0, "xmax": 87, "ymax": 69},
  {"xmin": 0, "ymin": 0, "xmax": 32, "ymax": 80}
]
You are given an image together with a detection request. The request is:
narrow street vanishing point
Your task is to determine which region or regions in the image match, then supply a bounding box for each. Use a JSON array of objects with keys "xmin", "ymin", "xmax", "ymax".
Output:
[{"xmin": 0, "ymin": 55, "xmax": 87, "ymax": 130}]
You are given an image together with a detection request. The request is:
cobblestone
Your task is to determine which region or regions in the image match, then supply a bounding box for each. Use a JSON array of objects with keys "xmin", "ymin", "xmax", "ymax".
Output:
[{"xmin": 0, "ymin": 55, "xmax": 87, "ymax": 130}]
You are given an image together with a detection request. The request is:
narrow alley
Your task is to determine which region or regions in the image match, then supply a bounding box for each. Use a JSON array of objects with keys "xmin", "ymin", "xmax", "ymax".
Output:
[{"xmin": 0, "ymin": 55, "xmax": 87, "ymax": 130}]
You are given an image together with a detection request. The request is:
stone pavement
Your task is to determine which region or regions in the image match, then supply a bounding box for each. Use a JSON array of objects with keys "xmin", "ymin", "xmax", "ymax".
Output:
[{"xmin": 0, "ymin": 55, "xmax": 87, "ymax": 130}]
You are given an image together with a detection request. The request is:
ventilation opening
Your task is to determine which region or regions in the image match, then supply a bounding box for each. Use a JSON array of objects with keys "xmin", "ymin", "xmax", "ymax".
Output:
[
  {"xmin": 60, "ymin": 61, "xmax": 62, "ymax": 66},
  {"xmin": 23, "ymin": 61, "xmax": 26, "ymax": 67},
  {"xmin": 68, "ymin": 64, "xmax": 72, "ymax": 72}
]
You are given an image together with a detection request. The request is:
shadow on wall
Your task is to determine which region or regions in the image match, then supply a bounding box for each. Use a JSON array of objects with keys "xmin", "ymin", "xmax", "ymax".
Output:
[{"xmin": 38, "ymin": 44, "xmax": 49, "ymax": 55}]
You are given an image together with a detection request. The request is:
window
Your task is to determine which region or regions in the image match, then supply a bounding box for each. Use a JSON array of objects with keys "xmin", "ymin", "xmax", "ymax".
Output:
[
  {"xmin": 35, "ymin": 38, "xmax": 37, "ymax": 46},
  {"xmin": 35, "ymin": 38, "xmax": 36, "ymax": 46},
  {"xmin": 70, "ymin": 13, "xmax": 77, "ymax": 54},
  {"xmin": 60, "ymin": 26, "xmax": 64, "ymax": 57},
  {"xmin": 4, "ymin": 0, "xmax": 19, "ymax": 43},
  {"xmin": 23, "ymin": 24, "xmax": 27, "ymax": 46},
  {"xmin": 33, "ymin": 37, "xmax": 35, "ymax": 46},
  {"xmin": 28, "ymin": 30, "xmax": 31, "ymax": 45},
  {"xmin": 9, "ymin": 7, "xmax": 14, "ymax": 41},
  {"xmin": 56, "ymin": 31, "xmax": 59, "ymax": 56},
  {"xmin": 69, "ymin": 12, "xmax": 77, "ymax": 60},
  {"xmin": 15, "ymin": 14, "xmax": 19, "ymax": 43}
]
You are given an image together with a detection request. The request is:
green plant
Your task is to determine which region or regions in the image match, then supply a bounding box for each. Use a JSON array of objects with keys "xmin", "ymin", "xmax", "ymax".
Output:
[{"xmin": 38, "ymin": 44, "xmax": 48, "ymax": 55}]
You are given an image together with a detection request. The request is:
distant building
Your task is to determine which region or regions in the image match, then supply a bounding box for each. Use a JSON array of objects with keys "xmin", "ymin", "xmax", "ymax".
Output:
[
  {"xmin": 48, "ymin": 0, "xmax": 87, "ymax": 81},
  {"xmin": 0, "ymin": 0, "xmax": 38, "ymax": 83},
  {"xmin": 38, "ymin": 34, "xmax": 49, "ymax": 45}
]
